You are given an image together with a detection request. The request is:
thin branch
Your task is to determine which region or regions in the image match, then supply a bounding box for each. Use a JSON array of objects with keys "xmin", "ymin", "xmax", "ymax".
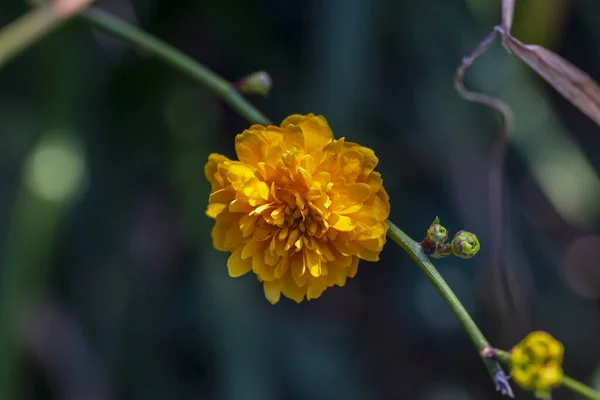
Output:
[
  {"xmin": 386, "ymin": 222, "xmax": 508, "ymax": 393},
  {"xmin": 562, "ymin": 376, "xmax": 600, "ymax": 400},
  {"xmin": 78, "ymin": 7, "xmax": 272, "ymax": 126},
  {"xmin": 455, "ymin": 28, "xmax": 517, "ymax": 318},
  {"xmin": 0, "ymin": 0, "xmax": 93, "ymax": 67}
]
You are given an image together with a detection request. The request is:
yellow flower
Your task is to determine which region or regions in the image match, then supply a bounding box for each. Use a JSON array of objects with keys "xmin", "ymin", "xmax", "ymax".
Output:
[
  {"xmin": 205, "ymin": 114, "xmax": 390, "ymax": 304},
  {"xmin": 510, "ymin": 331, "xmax": 564, "ymax": 391}
]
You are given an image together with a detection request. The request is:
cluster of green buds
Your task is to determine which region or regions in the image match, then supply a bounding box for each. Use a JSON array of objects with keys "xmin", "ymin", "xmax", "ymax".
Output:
[{"xmin": 420, "ymin": 217, "xmax": 480, "ymax": 259}]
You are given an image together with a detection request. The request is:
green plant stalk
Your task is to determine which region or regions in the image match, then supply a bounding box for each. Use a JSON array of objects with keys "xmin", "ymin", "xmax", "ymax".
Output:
[
  {"xmin": 78, "ymin": 7, "xmax": 271, "ymax": 126},
  {"xmin": 495, "ymin": 350, "xmax": 600, "ymax": 400},
  {"xmin": 562, "ymin": 376, "xmax": 600, "ymax": 400},
  {"xmin": 0, "ymin": 4, "xmax": 60, "ymax": 67},
  {"xmin": 387, "ymin": 221, "xmax": 504, "ymax": 384}
]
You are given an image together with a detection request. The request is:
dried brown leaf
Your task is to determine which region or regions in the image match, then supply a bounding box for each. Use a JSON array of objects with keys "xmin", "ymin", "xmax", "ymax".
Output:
[
  {"xmin": 506, "ymin": 34, "xmax": 600, "ymax": 128},
  {"xmin": 502, "ymin": 0, "xmax": 515, "ymax": 34}
]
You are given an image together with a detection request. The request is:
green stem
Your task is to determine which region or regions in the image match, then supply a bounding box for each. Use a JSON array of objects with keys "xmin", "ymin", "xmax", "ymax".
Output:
[
  {"xmin": 0, "ymin": 5, "xmax": 60, "ymax": 67},
  {"xmin": 387, "ymin": 221, "xmax": 504, "ymax": 385},
  {"xmin": 495, "ymin": 350, "xmax": 600, "ymax": 400},
  {"xmin": 562, "ymin": 376, "xmax": 600, "ymax": 400},
  {"xmin": 78, "ymin": 7, "xmax": 271, "ymax": 126}
]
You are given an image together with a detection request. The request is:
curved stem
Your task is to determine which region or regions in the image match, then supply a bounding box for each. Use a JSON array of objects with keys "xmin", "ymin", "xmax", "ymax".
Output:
[
  {"xmin": 387, "ymin": 221, "xmax": 505, "ymax": 386},
  {"xmin": 78, "ymin": 7, "xmax": 272, "ymax": 126}
]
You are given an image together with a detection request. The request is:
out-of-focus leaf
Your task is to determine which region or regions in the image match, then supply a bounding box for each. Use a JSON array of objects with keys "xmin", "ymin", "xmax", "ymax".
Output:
[{"xmin": 506, "ymin": 34, "xmax": 600, "ymax": 128}]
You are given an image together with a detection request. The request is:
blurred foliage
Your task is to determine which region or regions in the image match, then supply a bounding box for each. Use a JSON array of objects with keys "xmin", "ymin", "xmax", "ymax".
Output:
[{"xmin": 1, "ymin": 0, "xmax": 600, "ymax": 399}]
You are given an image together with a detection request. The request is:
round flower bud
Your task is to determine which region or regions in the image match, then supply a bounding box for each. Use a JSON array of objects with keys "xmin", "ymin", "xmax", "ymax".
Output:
[
  {"xmin": 427, "ymin": 217, "xmax": 448, "ymax": 244},
  {"xmin": 510, "ymin": 331, "xmax": 564, "ymax": 392},
  {"xmin": 237, "ymin": 71, "xmax": 272, "ymax": 96},
  {"xmin": 451, "ymin": 230, "xmax": 480, "ymax": 259},
  {"xmin": 431, "ymin": 243, "xmax": 452, "ymax": 259}
]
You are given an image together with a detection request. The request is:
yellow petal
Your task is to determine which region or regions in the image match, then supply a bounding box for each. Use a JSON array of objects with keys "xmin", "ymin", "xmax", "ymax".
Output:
[
  {"xmin": 209, "ymin": 188, "xmax": 234, "ymax": 205},
  {"xmin": 279, "ymin": 271, "xmax": 306, "ymax": 302},
  {"xmin": 305, "ymin": 249, "xmax": 322, "ymax": 277},
  {"xmin": 339, "ymin": 149, "xmax": 364, "ymax": 182},
  {"xmin": 235, "ymin": 126, "xmax": 283, "ymax": 167},
  {"xmin": 283, "ymin": 125, "xmax": 305, "ymax": 150},
  {"xmin": 329, "ymin": 213, "xmax": 356, "ymax": 231},
  {"xmin": 229, "ymin": 199, "xmax": 252, "ymax": 213},
  {"xmin": 356, "ymin": 146, "xmax": 378, "ymax": 181},
  {"xmin": 206, "ymin": 203, "xmax": 226, "ymax": 219},
  {"xmin": 338, "ymin": 183, "xmax": 372, "ymax": 203},
  {"xmin": 253, "ymin": 252, "xmax": 275, "ymax": 281},
  {"xmin": 241, "ymin": 240, "xmax": 264, "ymax": 260},
  {"xmin": 357, "ymin": 248, "xmax": 380, "ymax": 262},
  {"xmin": 357, "ymin": 237, "xmax": 385, "ymax": 252},
  {"xmin": 264, "ymin": 249, "xmax": 281, "ymax": 267},
  {"xmin": 293, "ymin": 114, "xmax": 334, "ymax": 153},
  {"xmin": 290, "ymin": 253, "xmax": 308, "ymax": 286},
  {"xmin": 227, "ymin": 248, "xmax": 252, "ymax": 277},
  {"xmin": 280, "ymin": 114, "xmax": 304, "ymax": 128},
  {"xmin": 239, "ymin": 214, "xmax": 257, "ymax": 238},
  {"xmin": 365, "ymin": 171, "xmax": 383, "ymax": 193},
  {"xmin": 347, "ymin": 257, "xmax": 359, "ymax": 278},
  {"xmin": 306, "ymin": 279, "xmax": 326, "ymax": 300},
  {"xmin": 204, "ymin": 153, "xmax": 230, "ymax": 189},
  {"xmin": 263, "ymin": 280, "xmax": 281, "ymax": 304},
  {"xmin": 211, "ymin": 211, "xmax": 242, "ymax": 251},
  {"xmin": 273, "ymin": 257, "xmax": 288, "ymax": 278}
]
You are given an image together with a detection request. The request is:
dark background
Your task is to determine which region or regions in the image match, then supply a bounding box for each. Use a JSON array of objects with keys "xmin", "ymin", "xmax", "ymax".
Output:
[{"xmin": 1, "ymin": 0, "xmax": 600, "ymax": 399}]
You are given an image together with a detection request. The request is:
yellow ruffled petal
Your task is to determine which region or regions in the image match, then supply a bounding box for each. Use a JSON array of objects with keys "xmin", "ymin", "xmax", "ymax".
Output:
[
  {"xmin": 263, "ymin": 280, "xmax": 281, "ymax": 304},
  {"xmin": 283, "ymin": 125, "xmax": 305, "ymax": 151},
  {"xmin": 281, "ymin": 113, "xmax": 333, "ymax": 153},
  {"xmin": 227, "ymin": 248, "xmax": 252, "ymax": 277},
  {"xmin": 329, "ymin": 213, "xmax": 356, "ymax": 231},
  {"xmin": 234, "ymin": 126, "xmax": 283, "ymax": 167},
  {"xmin": 204, "ymin": 153, "xmax": 230, "ymax": 190}
]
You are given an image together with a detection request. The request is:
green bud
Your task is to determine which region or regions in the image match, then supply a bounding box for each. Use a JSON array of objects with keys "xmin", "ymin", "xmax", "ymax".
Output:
[
  {"xmin": 451, "ymin": 230, "xmax": 480, "ymax": 259},
  {"xmin": 427, "ymin": 216, "xmax": 448, "ymax": 244},
  {"xmin": 431, "ymin": 243, "xmax": 452, "ymax": 259},
  {"xmin": 237, "ymin": 71, "xmax": 272, "ymax": 96}
]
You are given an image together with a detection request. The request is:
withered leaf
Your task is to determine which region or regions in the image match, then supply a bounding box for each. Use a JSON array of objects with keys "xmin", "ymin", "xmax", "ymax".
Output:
[
  {"xmin": 502, "ymin": 0, "xmax": 514, "ymax": 34},
  {"xmin": 506, "ymin": 34, "xmax": 600, "ymax": 128}
]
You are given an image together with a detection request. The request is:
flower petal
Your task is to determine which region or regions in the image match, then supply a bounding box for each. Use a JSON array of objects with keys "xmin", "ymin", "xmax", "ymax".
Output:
[
  {"xmin": 283, "ymin": 125, "xmax": 305, "ymax": 150},
  {"xmin": 329, "ymin": 213, "xmax": 356, "ymax": 231},
  {"xmin": 305, "ymin": 249, "xmax": 322, "ymax": 277},
  {"xmin": 227, "ymin": 248, "xmax": 252, "ymax": 277},
  {"xmin": 281, "ymin": 114, "xmax": 334, "ymax": 153},
  {"xmin": 263, "ymin": 281, "xmax": 281, "ymax": 304},
  {"xmin": 235, "ymin": 126, "xmax": 283, "ymax": 167},
  {"xmin": 204, "ymin": 153, "xmax": 230, "ymax": 189}
]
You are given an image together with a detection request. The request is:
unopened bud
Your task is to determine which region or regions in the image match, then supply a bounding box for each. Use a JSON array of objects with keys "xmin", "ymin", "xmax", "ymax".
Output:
[
  {"xmin": 420, "ymin": 238, "xmax": 436, "ymax": 257},
  {"xmin": 427, "ymin": 217, "xmax": 448, "ymax": 244},
  {"xmin": 451, "ymin": 230, "xmax": 480, "ymax": 259},
  {"xmin": 237, "ymin": 71, "xmax": 272, "ymax": 96},
  {"xmin": 431, "ymin": 243, "xmax": 452, "ymax": 259}
]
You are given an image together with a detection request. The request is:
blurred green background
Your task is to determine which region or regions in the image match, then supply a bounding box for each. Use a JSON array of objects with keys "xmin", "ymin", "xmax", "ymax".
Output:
[{"xmin": 1, "ymin": 0, "xmax": 600, "ymax": 399}]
